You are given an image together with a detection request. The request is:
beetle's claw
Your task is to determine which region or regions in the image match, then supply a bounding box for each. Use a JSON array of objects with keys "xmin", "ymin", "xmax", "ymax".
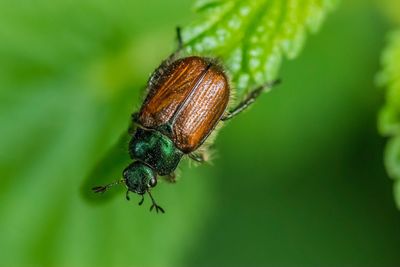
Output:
[
  {"xmin": 150, "ymin": 204, "xmax": 165, "ymax": 214},
  {"xmin": 147, "ymin": 190, "xmax": 164, "ymax": 213},
  {"xmin": 92, "ymin": 186, "xmax": 107, "ymax": 194},
  {"xmin": 158, "ymin": 205, "xmax": 165, "ymax": 213}
]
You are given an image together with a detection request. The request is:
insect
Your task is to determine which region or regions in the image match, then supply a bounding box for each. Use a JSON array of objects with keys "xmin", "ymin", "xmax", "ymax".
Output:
[{"xmin": 92, "ymin": 28, "xmax": 279, "ymax": 213}]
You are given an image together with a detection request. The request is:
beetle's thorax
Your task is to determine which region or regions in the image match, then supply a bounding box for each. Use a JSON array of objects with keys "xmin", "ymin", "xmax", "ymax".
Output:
[{"xmin": 129, "ymin": 128, "xmax": 183, "ymax": 176}]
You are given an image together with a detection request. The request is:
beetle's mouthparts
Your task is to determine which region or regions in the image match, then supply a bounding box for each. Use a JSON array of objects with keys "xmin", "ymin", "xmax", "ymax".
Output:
[{"xmin": 138, "ymin": 194, "xmax": 145, "ymax": 206}]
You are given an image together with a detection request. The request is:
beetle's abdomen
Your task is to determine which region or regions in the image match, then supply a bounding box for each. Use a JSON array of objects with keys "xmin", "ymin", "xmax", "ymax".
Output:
[{"xmin": 139, "ymin": 56, "xmax": 230, "ymax": 153}]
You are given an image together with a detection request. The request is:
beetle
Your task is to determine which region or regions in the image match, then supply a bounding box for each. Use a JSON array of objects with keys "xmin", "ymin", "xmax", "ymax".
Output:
[{"xmin": 92, "ymin": 28, "xmax": 279, "ymax": 213}]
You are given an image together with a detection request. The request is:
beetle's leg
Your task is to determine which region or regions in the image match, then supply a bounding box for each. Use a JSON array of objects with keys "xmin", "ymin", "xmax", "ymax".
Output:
[
  {"xmin": 148, "ymin": 28, "xmax": 184, "ymax": 90},
  {"xmin": 128, "ymin": 112, "xmax": 139, "ymax": 135},
  {"xmin": 189, "ymin": 152, "xmax": 206, "ymax": 163},
  {"xmin": 148, "ymin": 190, "xmax": 165, "ymax": 213},
  {"xmin": 176, "ymin": 26, "xmax": 184, "ymax": 51},
  {"xmin": 138, "ymin": 194, "xmax": 145, "ymax": 206},
  {"xmin": 162, "ymin": 172, "xmax": 177, "ymax": 183},
  {"xmin": 131, "ymin": 112, "xmax": 139, "ymax": 123},
  {"xmin": 173, "ymin": 27, "xmax": 184, "ymax": 55},
  {"xmin": 126, "ymin": 190, "xmax": 130, "ymax": 201},
  {"xmin": 167, "ymin": 27, "xmax": 184, "ymax": 61},
  {"xmin": 189, "ymin": 145, "xmax": 215, "ymax": 164},
  {"xmin": 221, "ymin": 79, "xmax": 281, "ymax": 121}
]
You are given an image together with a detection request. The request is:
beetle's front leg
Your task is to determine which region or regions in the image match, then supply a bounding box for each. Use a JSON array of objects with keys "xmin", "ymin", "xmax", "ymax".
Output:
[{"xmin": 221, "ymin": 79, "xmax": 281, "ymax": 121}]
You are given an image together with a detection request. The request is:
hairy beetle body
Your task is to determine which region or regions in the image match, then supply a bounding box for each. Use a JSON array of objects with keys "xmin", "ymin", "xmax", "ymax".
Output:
[{"xmin": 92, "ymin": 29, "xmax": 279, "ymax": 213}]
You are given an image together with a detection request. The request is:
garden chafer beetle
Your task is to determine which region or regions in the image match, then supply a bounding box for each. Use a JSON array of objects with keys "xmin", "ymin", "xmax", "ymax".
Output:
[{"xmin": 92, "ymin": 28, "xmax": 279, "ymax": 213}]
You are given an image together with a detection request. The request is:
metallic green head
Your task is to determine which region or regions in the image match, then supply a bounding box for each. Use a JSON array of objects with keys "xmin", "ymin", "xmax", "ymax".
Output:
[
  {"xmin": 120, "ymin": 161, "xmax": 164, "ymax": 213},
  {"xmin": 123, "ymin": 161, "xmax": 157, "ymax": 195},
  {"xmin": 92, "ymin": 160, "xmax": 164, "ymax": 213}
]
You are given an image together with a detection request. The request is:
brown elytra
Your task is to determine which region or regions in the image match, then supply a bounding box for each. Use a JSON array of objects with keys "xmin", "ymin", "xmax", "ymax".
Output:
[{"xmin": 138, "ymin": 56, "xmax": 230, "ymax": 153}]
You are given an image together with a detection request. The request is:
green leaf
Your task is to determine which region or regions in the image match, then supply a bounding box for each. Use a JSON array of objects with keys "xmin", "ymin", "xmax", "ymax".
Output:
[
  {"xmin": 384, "ymin": 135, "xmax": 400, "ymax": 180},
  {"xmin": 84, "ymin": 0, "xmax": 338, "ymax": 202},
  {"xmin": 182, "ymin": 0, "xmax": 338, "ymax": 96},
  {"xmin": 376, "ymin": 0, "xmax": 400, "ymax": 24},
  {"xmin": 379, "ymin": 31, "xmax": 400, "ymax": 136},
  {"xmin": 394, "ymin": 181, "xmax": 400, "ymax": 209},
  {"xmin": 0, "ymin": 0, "xmax": 337, "ymax": 266},
  {"xmin": 379, "ymin": 30, "xmax": 400, "ymax": 208}
]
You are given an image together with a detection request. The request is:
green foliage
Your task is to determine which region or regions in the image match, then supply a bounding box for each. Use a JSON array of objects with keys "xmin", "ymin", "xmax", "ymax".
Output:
[
  {"xmin": 0, "ymin": 0, "xmax": 342, "ymax": 267},
  {"xmin": 86, "ymin": 0, "xmax": 338, "ymax": 201},
  {"xmin": 377, "ymin": 0, "xmax": 400, "ymax": 24},
  {"xmin": 183, "ymin": 0, "xmax": 338, "ymax": 95},
  {"xmin": 378, "ymin": 30, "xmax": 400, "ymax": 208}
]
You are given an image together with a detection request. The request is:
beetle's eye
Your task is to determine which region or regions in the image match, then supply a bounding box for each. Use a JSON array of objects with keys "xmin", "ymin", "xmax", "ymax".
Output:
[{"xmin": 149, "ymin": 178, "xmax": 157, "ymax": 188}]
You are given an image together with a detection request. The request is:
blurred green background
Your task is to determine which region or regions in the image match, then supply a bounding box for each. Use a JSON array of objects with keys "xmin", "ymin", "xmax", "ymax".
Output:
[{"xmin": 1, "ymin": 0, "xmax": 400, "ymax": 266}]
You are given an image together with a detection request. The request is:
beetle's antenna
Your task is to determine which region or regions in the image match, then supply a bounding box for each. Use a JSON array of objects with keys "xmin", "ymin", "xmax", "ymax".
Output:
[
  {"xmin": 92, "ymin": 179, "xmax": 125, "ymax": 194},
  {"xmin": 147, "ymin": 190, "xmax": 165, "ymax": 214}
]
